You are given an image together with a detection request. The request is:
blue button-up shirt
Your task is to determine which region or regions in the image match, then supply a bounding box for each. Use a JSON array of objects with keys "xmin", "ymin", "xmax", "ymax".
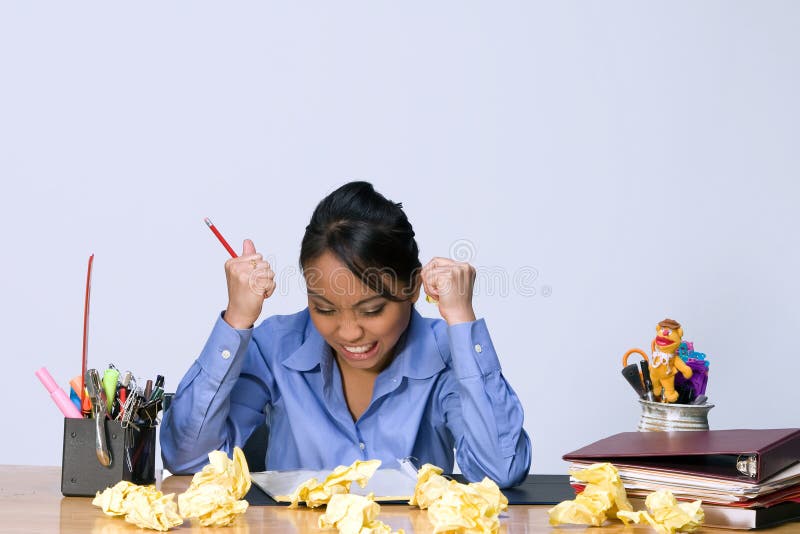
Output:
[{"xmin": 160, "ymin": 307, "xmax": 531, "ymax": 487}]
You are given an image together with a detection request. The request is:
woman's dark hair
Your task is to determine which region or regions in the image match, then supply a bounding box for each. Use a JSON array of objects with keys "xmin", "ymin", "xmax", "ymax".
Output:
[{"xmin": 300, "ymin": 181, "xmax": 421, "ymax": 301}]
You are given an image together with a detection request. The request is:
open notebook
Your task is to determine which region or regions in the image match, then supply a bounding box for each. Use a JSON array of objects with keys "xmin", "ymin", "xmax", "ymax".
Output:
[{"xmin": 251, "ymin": 461, "xmax": 419, "ymax": 503}]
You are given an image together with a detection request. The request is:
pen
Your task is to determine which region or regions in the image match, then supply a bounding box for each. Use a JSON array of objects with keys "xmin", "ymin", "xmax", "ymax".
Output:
[
  {"xmin": 640, "ymin": 360, "xmax": 655, "ymax": 402},
  {"xmin": 143, "ymin": 379, "xmax": 153, "ymax": 401},
  {"xmin": 35, "ymin": 367, "xmax": 83, "ymax": 418},
  {"xmin": 117, "ymin": 385, "xmax": 127, "ymax": 420},
  {"xmin": 204, "ymin": 217, "xmax": 238, "ymax": 258},
  {"xmin": 150, "ymin": 386, "xmax": 164, "ymax": 402},
  {"xmin": 118, "ymin": 371, "xmax": 132, "ymax": 419},
  {"xmin": 150, "ymin": 374, "xmax": 164, "ymax": 401}
]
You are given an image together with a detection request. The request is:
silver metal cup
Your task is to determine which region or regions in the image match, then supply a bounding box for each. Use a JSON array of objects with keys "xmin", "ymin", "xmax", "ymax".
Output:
[{"xmin": 637, "ymin": 399, "xmax": 714, "ymax": 432}]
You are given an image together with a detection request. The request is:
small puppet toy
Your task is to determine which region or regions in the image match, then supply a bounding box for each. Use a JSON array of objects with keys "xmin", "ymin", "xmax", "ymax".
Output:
[
  {"xmin": 649, "ymin": 318, "xmax": 693, "ymax": 402},
  {"xmin": 623, "ymin": 318, "xmax": 694, "ymax": 403}
]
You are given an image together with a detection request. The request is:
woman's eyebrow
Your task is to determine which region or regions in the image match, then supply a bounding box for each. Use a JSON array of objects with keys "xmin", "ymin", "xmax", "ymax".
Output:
[
  {"xmin": 307, "ymin": 292, "xmax": 384, "ymax": 307},
  {"xmin": 354, "ymin": 296, "xmax": 385, "ymax": 306},
  {"xmin": 307, "ymin": 291, "xmax": 334, "ymax": 305}
]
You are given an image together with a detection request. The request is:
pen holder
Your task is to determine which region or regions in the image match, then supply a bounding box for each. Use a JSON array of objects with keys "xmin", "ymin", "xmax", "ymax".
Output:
[
  {"xmin": 61, "ymin": 418, "xmax": 157, "ymax": 496},
  {"xmin": 637, "ymin": 399, "xmax": 714, "ymax": 432}
]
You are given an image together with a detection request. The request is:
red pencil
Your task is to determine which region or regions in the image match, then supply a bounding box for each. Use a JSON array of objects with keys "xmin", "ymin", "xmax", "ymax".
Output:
[
  {"xmin": 118, "ymin": 386, "xmax": 127, "ymax": 419},
  {"xmin": 81, "ymin": 254, "xmax": 93, "ymax": 416},
  {"xmin": 204, "ymin": 217, "xmax": 238, "ymax": 258}
]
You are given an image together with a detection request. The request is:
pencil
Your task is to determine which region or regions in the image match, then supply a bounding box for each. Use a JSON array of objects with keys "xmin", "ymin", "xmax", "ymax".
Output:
[
  {"xmin": 81, "ymin": 253, "xmax": 94, "ymax": 416},
  {"xmin": 204, "ymin": 217, "xmax": 238, "ymax": 258}
]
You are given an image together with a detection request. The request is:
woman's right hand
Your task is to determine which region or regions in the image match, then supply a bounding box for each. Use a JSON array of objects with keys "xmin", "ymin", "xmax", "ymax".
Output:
[{"xmin": 223, "ymin": 239, "xmax": 276, "ymax": 329}]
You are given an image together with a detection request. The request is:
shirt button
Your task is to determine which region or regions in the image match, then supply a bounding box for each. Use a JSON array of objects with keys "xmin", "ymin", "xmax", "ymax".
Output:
[
  {"xmin": 359, "ymin": 442, "xmax": 366, "ymax": 450},
  {"xmin": 474, "ymin": 344, "xmax": 483, "ymax": 353},
  {"xmin": 221, "ymin": 349, "xmax": 232, "ymax": 360}
]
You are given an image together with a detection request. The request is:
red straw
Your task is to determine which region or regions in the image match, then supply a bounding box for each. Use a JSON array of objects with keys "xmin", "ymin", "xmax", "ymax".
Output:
[
  {"xmin": 80, "ymin": 253, "xmax": 94, "ymax": 415},
  {"xmin": 204, "ymin": 217, "xmax": 238, "ymax": 258}
]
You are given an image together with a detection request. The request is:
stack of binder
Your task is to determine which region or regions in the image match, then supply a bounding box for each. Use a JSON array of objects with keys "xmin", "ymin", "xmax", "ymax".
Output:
[{"xmin": 563, "ymin": 429, "xmax": 800, "ymax": 530}]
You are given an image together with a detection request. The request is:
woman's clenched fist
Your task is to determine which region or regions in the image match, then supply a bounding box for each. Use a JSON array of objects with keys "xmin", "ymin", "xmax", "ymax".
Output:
[{"xmin": 223, "ymin": 239, "xmax": 275, "ymax": 329}]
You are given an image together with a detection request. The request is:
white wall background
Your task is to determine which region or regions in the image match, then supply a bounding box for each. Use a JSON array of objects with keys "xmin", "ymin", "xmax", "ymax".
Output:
[{"xmin": 2, "ymin": 1, "xmax": 799, "ymax": 473}]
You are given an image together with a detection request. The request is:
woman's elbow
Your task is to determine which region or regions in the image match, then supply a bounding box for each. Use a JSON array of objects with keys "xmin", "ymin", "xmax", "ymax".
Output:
[
  {"xmin": 159, "ymin": 415, "xmax": 206, "ymax": 474},
  {"xmin": 494, "ymin": 434, "xmax": 532, "ymax": 488}
]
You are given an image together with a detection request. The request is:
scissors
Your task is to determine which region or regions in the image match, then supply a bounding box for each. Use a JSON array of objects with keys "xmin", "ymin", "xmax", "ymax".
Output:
[{"xmin": 621, "ymin": 348, "xmax": 655, "ymax": 402}]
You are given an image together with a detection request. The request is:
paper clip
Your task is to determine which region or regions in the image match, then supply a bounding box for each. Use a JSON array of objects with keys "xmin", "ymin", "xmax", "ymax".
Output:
[{"xmin": 121, "ymin": 393, "xmax": 141, "ymax": 431}]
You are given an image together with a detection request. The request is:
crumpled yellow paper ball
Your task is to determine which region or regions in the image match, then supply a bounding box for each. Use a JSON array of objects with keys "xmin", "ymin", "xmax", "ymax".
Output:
[
  {"xmin": 409, "ymin": 463, "xmax": 449, "ymax": 510},
  {"xmin": 548, "ymin": 462, "xmax": 633, "ymax": 527},
  {"xmin": 188, "ymin": 447, "xmax": 252, "ymax": 498},
  {"xmin": 92, "ymin": 480, "xmax": 137, "ymax": 516},
  {"xmin": 123, "ymin": 490, "xmax": 184, "ymax": 531},
  {"xmin": 284, "ymin": 459, "xmax": 381, "ymax": 509},
  {"xmin": 92, "ymin": 481, "xmax": 183, "ymax": 531},
  {"xmin": 92, "ymin": 447, "xmax": 250, "ymax": 531},
  {"xmin": 178, "ymin": 482, "xmax": 249, "ymax": 527},
  {"xmin": 618, "ymin": 489, "xmax": 704, "ymax": 534},
  {"xmin": 426, "ymin": 477, "xmax": 508, "ymax": 534},
  {"xmin": 318, "ymin": 492, "xmax": 404, "ymax": 534},
  {"xmin": 178, "ymin": 446, "xmax": 252, "ymax": 527}
]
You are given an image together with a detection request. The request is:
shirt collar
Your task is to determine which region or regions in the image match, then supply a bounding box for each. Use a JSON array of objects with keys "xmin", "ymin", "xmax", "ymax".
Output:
[
  {"xmin": 280, "ymin": 307, "xmax": 446, "ymax": 379},
  {"xmin": 281, "ymin": 309, "xmax": 328, "ymax": 372},
  {"xmin": 388, "ymin": 307, "xmax": 446, "ymax": 380}
]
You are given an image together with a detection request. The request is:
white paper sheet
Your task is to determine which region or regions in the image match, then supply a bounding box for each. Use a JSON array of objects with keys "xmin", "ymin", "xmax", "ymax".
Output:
[{"xmin": 251, "ymin": 468, "xmax": 418, "ymax": 503}]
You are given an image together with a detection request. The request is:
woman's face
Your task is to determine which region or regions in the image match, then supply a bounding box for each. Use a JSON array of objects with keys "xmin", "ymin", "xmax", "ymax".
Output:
[{"xmin": 304, "ymin": 251, "xmax": 419, "ymax": 373}]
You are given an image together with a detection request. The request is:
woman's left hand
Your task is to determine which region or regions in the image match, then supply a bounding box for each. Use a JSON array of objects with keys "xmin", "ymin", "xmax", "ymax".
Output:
[{"xmin": 420, "ymin": 257, "xmax": 477, "ymax": 325}]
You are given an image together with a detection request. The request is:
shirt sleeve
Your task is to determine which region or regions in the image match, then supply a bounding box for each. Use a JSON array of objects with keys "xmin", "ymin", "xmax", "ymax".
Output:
[
  {"xmin": 160, "ymin": 312, "xmax": 274, "ymax": 474},
  {"xmin": 438, "ymin": 318, "xmax": 532, "ymax": 487}
]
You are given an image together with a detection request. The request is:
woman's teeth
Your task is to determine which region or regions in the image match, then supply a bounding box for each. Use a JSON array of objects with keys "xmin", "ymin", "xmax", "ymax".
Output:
[{"xmin": 344, "ymin": 342, "xmax": 376, "ymax": 353}]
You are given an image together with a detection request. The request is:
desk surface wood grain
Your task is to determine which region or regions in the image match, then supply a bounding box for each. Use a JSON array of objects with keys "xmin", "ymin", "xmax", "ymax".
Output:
[{"xmin": 2, "ymin": 465, "xmax": 800, "ymax": 533}]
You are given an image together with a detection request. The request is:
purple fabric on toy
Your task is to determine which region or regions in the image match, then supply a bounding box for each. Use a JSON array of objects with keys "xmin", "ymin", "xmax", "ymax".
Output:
[{"xmin": 675, "ymin": 359, "xmax": 708, "ymax": 396}]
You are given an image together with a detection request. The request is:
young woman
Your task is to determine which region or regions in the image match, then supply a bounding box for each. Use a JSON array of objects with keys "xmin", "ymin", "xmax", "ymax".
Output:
[{"xmin": 161, "ymin": 182, "xmax": 531, "ymax": 487}]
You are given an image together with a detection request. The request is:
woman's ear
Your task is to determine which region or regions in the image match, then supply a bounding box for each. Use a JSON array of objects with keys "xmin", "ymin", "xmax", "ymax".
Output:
[
  {"xmin": 410, "ymin": 283, "xmax": 421, "ymax": 303},
  {"xmin": 405, "ymin": 275, "xmax": 422, "ymax": 303}
]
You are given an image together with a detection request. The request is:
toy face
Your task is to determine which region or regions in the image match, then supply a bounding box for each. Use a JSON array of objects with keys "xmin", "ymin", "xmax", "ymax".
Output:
[{"xmin": 654, "ymin": 325, "xmax": 683, "ymax": 353}]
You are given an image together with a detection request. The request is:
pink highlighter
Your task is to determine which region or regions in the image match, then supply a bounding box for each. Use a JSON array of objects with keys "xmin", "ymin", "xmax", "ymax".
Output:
[{"xmin": 36, "ymin": 367, "xmax": 83, "ymax": 418}]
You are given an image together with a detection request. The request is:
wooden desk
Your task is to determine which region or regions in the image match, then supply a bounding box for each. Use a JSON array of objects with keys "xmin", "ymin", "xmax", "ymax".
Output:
[{"xmin": 3, "ymin": 465, "xmax": 800, "ymax": 533}]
